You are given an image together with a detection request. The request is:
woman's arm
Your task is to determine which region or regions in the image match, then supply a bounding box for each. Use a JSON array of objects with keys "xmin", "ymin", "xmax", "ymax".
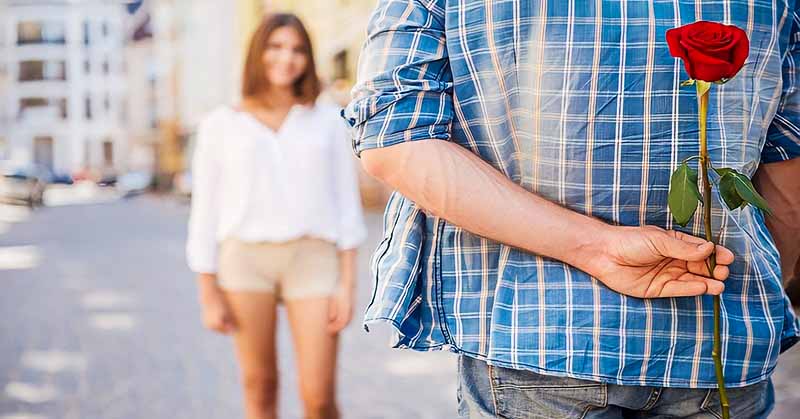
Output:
[
  {"xmin": 332, "ymin": 117, "xmax": 369, "ymax": 253},
  {"xmin": 186, "ymin": 114, "xmax": 223, "ymax": 275}
]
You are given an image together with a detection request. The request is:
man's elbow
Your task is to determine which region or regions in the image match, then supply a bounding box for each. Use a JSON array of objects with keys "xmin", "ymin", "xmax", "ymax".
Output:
[
  {"xmin": 359, "ymin": 146, "xmax": 412, "ymax": 184},
  {"xmin": 359, "ymin": 148, "xmax": 388, "ymax": 180}
]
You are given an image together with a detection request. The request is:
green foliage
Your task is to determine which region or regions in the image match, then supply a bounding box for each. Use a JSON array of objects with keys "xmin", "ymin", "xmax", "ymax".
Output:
[
  {"xmin": 713, "ymin": 167, "xmax": 772, "ymax": 214},
  {"xmin": 669, "ymin": 162, "xmax": 702, "ymax": 226}
]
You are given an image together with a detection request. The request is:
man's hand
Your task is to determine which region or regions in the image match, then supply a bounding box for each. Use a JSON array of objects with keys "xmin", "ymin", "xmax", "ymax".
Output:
[{"xmin": 590, "ymin": 226, "xmax": 733, "ymax": 298}]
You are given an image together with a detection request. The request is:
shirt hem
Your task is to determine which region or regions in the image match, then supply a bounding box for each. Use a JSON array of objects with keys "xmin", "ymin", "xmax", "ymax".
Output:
[{"xmin": 363, "ymin": 315, "xmax": 781, "ymax": 389}]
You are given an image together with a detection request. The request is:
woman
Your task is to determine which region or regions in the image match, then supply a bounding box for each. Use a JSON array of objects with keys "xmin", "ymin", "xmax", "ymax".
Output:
[{"xmin": 186, "ymin": 14, "xmax": 367, "ymax": 419}]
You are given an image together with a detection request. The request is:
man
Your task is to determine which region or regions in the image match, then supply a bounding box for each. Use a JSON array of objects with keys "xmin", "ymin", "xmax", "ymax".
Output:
[{"xmin": 343, "ymin": 1, "xmax": 800, "ymax": 417}]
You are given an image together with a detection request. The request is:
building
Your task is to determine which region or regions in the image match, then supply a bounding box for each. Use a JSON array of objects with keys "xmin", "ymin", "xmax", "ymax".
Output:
[
  {"xmin": 123, "ymin": 0, "xmax": 159, "ymax": 174},
  {"xmin": 0, "ymin": 0, "xmax": 128, "ymax": 177}
]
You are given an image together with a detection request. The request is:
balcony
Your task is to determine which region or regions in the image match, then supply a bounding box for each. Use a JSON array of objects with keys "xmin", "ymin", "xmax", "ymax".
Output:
[
  {"xmin": 17, "ymin": 21, "xmax": 66, "ymax": 46},
  {"xmin": 18, "ymin": 60, "xmax": 66, "ymax": 82}
]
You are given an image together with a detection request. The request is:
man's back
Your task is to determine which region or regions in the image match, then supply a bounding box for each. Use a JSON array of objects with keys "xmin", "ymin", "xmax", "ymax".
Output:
[{"xmin": 345, "ymin": 0, "xmax": 800, "ymax": 388}]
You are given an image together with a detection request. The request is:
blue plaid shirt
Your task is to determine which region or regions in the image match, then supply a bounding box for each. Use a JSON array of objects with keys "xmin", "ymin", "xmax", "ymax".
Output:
[{"xmin": 343, "ymin": 0, "xmax": 800, "ymax": 388}]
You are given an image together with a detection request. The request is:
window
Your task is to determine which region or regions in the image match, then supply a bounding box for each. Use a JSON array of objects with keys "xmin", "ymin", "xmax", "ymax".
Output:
[
  {"xmin": 33, "ymin": 136, "xmax": 54, "ymax": 170},
  {"xmin": 85, "ymin": 96, "xmax": 92, "ymax": 119},
  {"xmin": 83, "ymin": 140, "xmax": 92, "ymax": 167},
  {"xmin": 18, "ymin": 97, "xmax": 48, "ymax": 117},
  {"xmin": 18, "ymin": 97, "xmax": 68, "ymax": 120},
  {"xmin": 84, "ymin": 60, "xmax": 90, "ymax": 74},
  {"xmin": 103, "ymin": 93, "xmax": 110, "ymax": 111},
  {"xmin": 56, "ymin": 98, "xmax": 68, "ymax": 118},
  {"xmin": 17, "ymin": 22, "xmax": 42, "ymax": 44},
  {"xmin": 83, "ymin": 21, "xmax": 90, "ymax": 45},
  {"xmin": 102, "ymin": 59, "xmax": 109, "ymax": 74},
  {"xmin": 19, "ymin": 60, "xmax": 66, "ymax": 81},
  {"xmin": 102, "ymin": 140, "xmax": 113, "ymax": 166},
  {"xmin": 17, "ymin": 21, "xmax": 66, "ymax": 45},
  {"xmin": 101, "ymin": 22, "xmax": 109, "ymax": 38},
  {"xmin": 332, "ymin": 50, "xmax": 348, "ymax": 81}
]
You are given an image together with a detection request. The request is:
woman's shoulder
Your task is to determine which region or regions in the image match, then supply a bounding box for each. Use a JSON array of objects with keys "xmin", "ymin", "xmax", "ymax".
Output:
[
  {"xmin": 306, "ymin": 98, "xmax": 348, "ymax": 127},
  {"xmin": 200, "ymin": 105, "xmax": 238, "ymax": 128}
]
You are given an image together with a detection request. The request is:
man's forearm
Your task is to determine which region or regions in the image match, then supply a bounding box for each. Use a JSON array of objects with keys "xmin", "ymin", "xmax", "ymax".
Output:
[
  {"xmin": 361, "ymin": 140, "xmax": 614, "ymax": 276},
  {"xmin": 754, "ymin": 158, "xmax": 800, "ymax": 282}
]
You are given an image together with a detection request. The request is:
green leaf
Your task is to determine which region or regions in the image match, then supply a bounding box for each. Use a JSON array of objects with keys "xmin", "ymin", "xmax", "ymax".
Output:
[
  {"xmin": 669, "ymin": 162, "xmax": 702, "ymax": 226},
  {"xmin": 729, "ymin": 172, "xmax": 772, "ymax": 215},
  {"xmin": 681, "ymin": 79, "xmax": 696, "ymax": 87},
  {"xmin": 718, "ymin": 172, "xmax": 744, "ymax": 210},
  {"xmin": 713, "ymin": 167, "xmax": 733, "ymax": 177},
  {"xmin": 696, "ymin": 80, "xmax": 712, "ymax": 97}
]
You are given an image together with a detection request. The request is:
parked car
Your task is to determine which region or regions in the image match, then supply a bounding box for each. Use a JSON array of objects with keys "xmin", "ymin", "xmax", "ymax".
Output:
[
  {"xmin": 117, "ymin": 171, "xmax": 153, "ymax": 197},
  {"xmin": 0, "ymin": 165, "xmax": 49, "ymax": 207}
]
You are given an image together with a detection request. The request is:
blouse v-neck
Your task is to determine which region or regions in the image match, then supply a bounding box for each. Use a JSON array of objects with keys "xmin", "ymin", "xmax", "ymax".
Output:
[{"xmin": 233, "ymin": 104, "xmax": 304, "ymax": 137}]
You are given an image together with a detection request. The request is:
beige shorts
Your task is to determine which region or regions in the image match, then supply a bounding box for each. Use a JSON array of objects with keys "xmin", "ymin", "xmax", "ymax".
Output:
[{"xmin": 218, "ymin": 236, "xmax": 339, "ymax": 300}]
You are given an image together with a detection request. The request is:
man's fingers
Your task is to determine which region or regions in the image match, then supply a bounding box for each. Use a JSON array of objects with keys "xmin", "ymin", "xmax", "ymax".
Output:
[
  {"xmin": 671, "ymin": 230, "xmax": 708, "ymax": 244},
  {"xmin": 687, "ymin": 261, "xmax": 731, "ymax": 280},
  {"xmin": 714, "ymin": 245, "xmax": 735, "ymax": 265},
  {"xmin": 669, "ymin": 230, "xmax": 736, "ymax": 264},
  {"xmin": 659, "ymin": 235, "xmax": 714, "ymax": 262},
  {"xmin": 713, "ymin": 265, "xmax": 730, "ymax": 281},
  {"xmin": 677, "ymin": 273, "xmax": 725, "ymax": 295},
  {"xmin": 659, "ymin": 276, "xmax": 725, "ymax": 297}
]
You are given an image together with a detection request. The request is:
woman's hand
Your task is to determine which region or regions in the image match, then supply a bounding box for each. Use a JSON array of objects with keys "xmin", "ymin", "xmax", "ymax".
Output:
[
  {"xmin": 197, "ymin": 273, "xmax": 236, "ymax": 334},
  {"xmin": 327, "ymin": 284, "xmax": 355, "ymax": 334}
]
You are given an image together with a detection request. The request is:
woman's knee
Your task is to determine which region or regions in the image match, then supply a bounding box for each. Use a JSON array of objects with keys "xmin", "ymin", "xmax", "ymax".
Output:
[
  {"xmin": 300, "ymin": 383, "xmax": 336, "ymax": 415},
  {"xmin": 241, "ymin": 371, "xmax": 279, "ymax": 406}
]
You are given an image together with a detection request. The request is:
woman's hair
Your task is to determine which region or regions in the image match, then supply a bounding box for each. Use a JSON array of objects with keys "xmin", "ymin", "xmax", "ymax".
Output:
[{"xmin": 241, "ymin": 13, "xmax": 321, "ymax": 104}]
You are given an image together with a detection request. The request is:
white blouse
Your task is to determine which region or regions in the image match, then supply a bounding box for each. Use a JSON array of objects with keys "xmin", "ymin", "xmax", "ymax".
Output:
[{"xmin": 186, "ymin": 103, "xmax": 368, "ymax": 274}]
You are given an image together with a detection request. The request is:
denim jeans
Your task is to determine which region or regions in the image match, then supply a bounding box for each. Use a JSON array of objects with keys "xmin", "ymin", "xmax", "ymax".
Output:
[{"xmin": 457, "ymin": 355, "xmax": 774, "ymax": 419}]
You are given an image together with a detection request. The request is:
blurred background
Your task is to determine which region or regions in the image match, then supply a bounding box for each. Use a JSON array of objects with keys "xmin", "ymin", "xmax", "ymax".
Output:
[{"xmin": 0, "ymin": 1, "xmax": 798, "ymax": 418}]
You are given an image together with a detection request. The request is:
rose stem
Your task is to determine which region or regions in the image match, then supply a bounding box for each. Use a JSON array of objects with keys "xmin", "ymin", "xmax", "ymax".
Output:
[{"xmin": 698, "ymin": 85, "xmax": 730, "ymax": 419}]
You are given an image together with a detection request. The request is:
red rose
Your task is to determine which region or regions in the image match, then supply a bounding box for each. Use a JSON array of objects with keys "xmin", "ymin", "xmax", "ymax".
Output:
[{"xmin": 666, "ymin": 21, "xmax": 749, "ymax": 82}]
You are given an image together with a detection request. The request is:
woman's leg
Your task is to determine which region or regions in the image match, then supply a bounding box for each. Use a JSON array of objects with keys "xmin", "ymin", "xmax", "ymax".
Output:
[
  {"xmin": 224, "ymin": 290, "xmax": 280, "ymax": 419},
  {"xmin": 284, "ymin": 296, "xmax": 339, "ymax": 419}
]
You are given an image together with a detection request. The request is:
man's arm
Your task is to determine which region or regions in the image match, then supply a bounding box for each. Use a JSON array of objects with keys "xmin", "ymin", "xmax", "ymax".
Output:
[
  {"xmin": 758, "ymin": 4, "xmax": 800, "ymax": 284},
  {"xmin": 755, "ymin": 154, "xmax": 800, "ymax": 282},
  {"xmin": 361, "ymin": 140, "xmax": 731, "ymax": 299}
]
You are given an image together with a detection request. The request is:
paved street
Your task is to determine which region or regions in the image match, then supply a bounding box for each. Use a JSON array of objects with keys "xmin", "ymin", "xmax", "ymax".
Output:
[
  {"xmin": 0, "ymin": 193, "xmax": 799, "ymax": 418},
  {"xmin": 0, "ymin": 195, "xmax": 457, "ymax": 419}
]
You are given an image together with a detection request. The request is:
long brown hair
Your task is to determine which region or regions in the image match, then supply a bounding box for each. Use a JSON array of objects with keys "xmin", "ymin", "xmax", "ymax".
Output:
[{"xmin": 241, "ymin": 13, "xmax": 321, "ymax": 104}]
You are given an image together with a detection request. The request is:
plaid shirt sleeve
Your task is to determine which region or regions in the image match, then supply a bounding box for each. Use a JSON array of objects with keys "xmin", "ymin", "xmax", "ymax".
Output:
[
  {"xmin": 764, "ymin": 6, "xmax": 800, "ymax": 163},
  {"xmin": 342, "ymin": 0, "xmax": 453, "ymax": 158}
]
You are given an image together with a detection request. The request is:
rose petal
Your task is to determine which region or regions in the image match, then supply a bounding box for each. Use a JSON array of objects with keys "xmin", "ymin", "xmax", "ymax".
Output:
[
  {"xmin": 666, "ymin": 27, "xmax": 689, "ymax": 60},
  {"xmin": 681, "ymin": 35, "xmax": 735, "ymax": 61},
  {"xmin": 686, "ymin": 48, "xmax": 733, "ymax": 81},
  {"xmin": 728, "ymin": 27, "xmax": 750, "ymax": 76}
]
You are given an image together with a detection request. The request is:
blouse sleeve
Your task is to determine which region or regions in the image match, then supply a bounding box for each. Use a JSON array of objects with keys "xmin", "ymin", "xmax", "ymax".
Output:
[
  {"xmin": 186, "ymin": 113, "xmax": 223, "ymax": 273},
  {"xmin": 332, "ymin": 114, "xmax": 369, "ymax": 250}
]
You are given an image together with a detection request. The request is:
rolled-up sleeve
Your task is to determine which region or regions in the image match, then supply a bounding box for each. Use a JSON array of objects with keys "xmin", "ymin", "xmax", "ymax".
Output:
[
  {"xmin": 186, "ymin": 116, "xmax": 222, "ymax": 274},
  {"xmin": 764, "ymin": 7, "xmax": 800, "ymax": 163},
  {"xmin": 342, "ymin": 0, "xmax": 453, "ymax": 158}
]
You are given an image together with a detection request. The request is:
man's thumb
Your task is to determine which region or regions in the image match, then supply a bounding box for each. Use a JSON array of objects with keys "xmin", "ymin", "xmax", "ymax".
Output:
[{"xmin": 662, "ymin": 236, "xmax": 714, "ymax": 262}]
